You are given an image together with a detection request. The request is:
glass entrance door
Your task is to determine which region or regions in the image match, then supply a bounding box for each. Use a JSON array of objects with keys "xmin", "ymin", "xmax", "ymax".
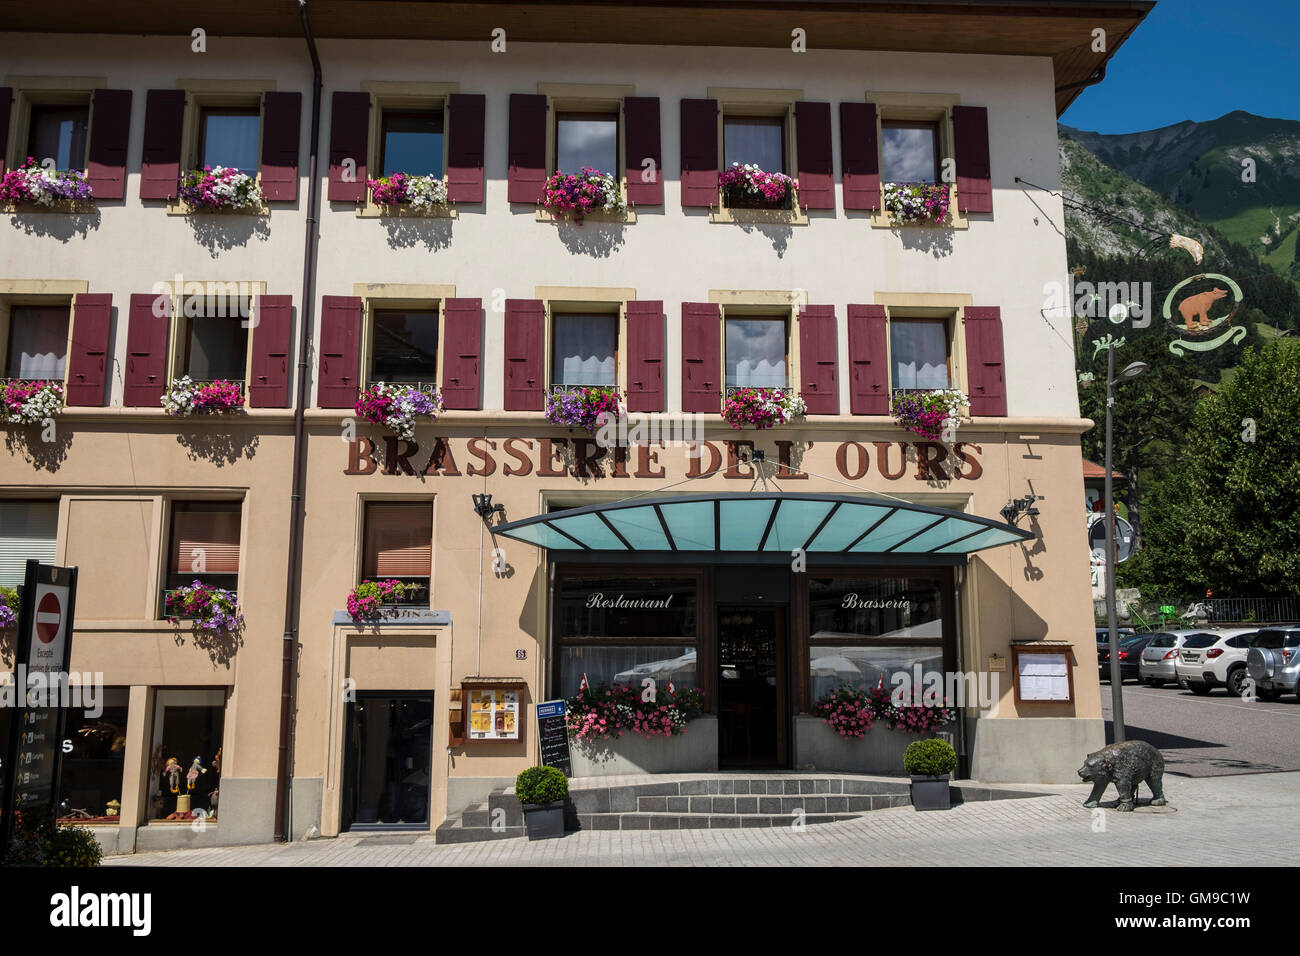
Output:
[
  {"xmin": 343, "ymin": 695, "xmax": 434, "ymax": 830},
  {"xmin": 717, "ymin": 605, "xmax": 787, "ymax": 767}
]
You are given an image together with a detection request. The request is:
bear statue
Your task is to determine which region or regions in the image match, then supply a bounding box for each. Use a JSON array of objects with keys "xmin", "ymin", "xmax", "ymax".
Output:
[{"xmin": 1077, "ymin": 740, "xmax": 1167, "ymax": 812}]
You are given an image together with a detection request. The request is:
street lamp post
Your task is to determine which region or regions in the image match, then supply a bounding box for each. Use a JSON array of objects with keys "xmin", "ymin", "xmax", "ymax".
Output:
[{"xmin": 1105, "ymin": 352, "xmax": 1148, "ymax": 743}]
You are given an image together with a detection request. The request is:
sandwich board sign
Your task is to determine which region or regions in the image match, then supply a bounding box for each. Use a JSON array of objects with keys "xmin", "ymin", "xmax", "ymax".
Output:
[{"xmin": 0, "ymin": 560, "xmax": 79, "ymax": 859}]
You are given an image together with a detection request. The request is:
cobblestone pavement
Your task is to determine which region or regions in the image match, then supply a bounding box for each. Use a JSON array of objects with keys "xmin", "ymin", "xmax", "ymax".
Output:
[{"xmin": 104, "ymin": 771, "xmax": 1300, "ymax": 867}]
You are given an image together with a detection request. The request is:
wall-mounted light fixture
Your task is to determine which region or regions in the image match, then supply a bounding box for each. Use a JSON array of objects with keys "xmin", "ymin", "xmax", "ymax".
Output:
[
  {"xmin": 472, "ymin": 493, "xmax": 505, "ymax": 520},
  {"xmin": 1000, "ymin": 495, "xmax": 1040, "ymax": 526}
]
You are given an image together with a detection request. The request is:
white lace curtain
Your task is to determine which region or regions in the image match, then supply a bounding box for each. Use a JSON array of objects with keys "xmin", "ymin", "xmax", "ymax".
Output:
[{"xmin": 553, "ymin": 314, "xmax": 616, "ymax": 386}]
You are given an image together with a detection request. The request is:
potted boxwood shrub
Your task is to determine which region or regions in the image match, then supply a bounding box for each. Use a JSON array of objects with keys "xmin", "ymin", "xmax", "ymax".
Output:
[
  {"xmin": 515, "ymin": 765, "xmax": 569, "ymax": 841},
  {"xmin": 904, "ymin": 737, "xmax": 957, "ymax": 811}
]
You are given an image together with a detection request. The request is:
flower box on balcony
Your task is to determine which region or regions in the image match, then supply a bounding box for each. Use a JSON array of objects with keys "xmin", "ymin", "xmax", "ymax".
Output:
[
  {"xmin": 176, "ymin": 166, "xmax": 265, "ymax": 213},
  {"xmin": 365, "ymin": 173, "xmax": 450, "ymax": 214},
  {"xmin": 545, "ymin": 385, "xmax": 623, "ymax": 435},
  {"xmin": 541, "ymin": 167, "xmax": 626, "ymax": 223},
  {"xmin": 721, "ymin": 386, "xmax": 806, "ymax": 430},
  {"xmin": 882, "ymin": 182, "xmax": 952, "ymax": 226},
  {"xmin": 718, "ymin": 163, "xmax": 797, "ymax": 210},
  {"xmin": 1, "ymin": 379, "xmax": 64, "ymax": 426},
  {"xmin": 162, "ymin": 378, "xmax": 245, "ymax": 417},
  {"xmin": 355, "ymin": 382, "xmax": 443, "ymax": 441},
  {"xmin": 0, "ymin": 586, "xmax": 18, "ymax": 630},
  {"xmin": 889, "ymin": 389, "xmax": 968, "ymax": 442},
  {"xmin": 164, "ymin": 582, "xmax": 244, "ymax": 636},
  {"xmin": 0, "ymin": 159, "xmax": 95, "ymax": 211},
  {"xmin": 347, "ymin": 579, "xmax": 428, "ymax": 622}
]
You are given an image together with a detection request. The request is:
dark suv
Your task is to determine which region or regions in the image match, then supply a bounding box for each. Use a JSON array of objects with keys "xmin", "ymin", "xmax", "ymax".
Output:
[
  {"xmin": 1096, "ymin": 627, "xmax": 1136, "ymax": 680},
  {"xmin": 1246, "ymin": 628, "xmax": 1300, "ymax": 700}
]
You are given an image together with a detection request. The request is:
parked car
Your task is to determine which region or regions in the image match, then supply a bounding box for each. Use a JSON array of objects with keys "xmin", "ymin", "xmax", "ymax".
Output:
[
  {"xmin": 1096, "ymin": 627, "xmax": 1136, "ymax": 680},
  {"xmin": 1174, "ymin": 628, "xmax": 1260, "ymax": 696},
  {"xmin": 1100, "ymin": 634, "xmax": 1156, "ymax": 683},
  {"xmin": 1138, "ymin": 630, "xmax": 1224, "ymax": 688},
  {"xmin": 1246, "ymin": 628, "xmax": 1300, "ymax": 701}
]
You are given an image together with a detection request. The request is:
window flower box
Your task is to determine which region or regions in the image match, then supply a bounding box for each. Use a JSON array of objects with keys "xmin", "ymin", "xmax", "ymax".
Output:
[
  {"xmin": 0, "ymin": 158, "xmax": 94, "ymax": 210},
  {"xmin": 161, "ymin": 377, "xmax": 245, "ymax": 417},
  {"xmin": 882, "ymin": 182, "xmax": 951, "ymax": 225},
  {"xmin": 889, "ymin": 389, "xmax": 968, "ymax": 442},
  {"xmin": 544, "ymin": 385, "xmax": 623, "ymax": 435},
  {"xmin": 813, "ymin": 685, "xmax": 957, "ymax": 739},
  {"xmin": 719, "ymin": 163, "xmax": 797, "ymax": 210},
  {"xmin": 541, "ymin": 167, "xmax": 626, "ymax": 223},
  {"xmin": 721, "ymin": 387, "xmax": 806, "ymax": 430},
  {"xmin": 366, "ymin": 172, "xmax": 449, "ymax": 212},
  {"xmin": 346, "ymin": 579, "xmax": 424, "ymax": 622},
  {"xmin": 1, "ymin": 379, "xmax": 63, "ymax": 426},
  {"xmin": 177, "ymin": 166, "xmax": 264, "ymax": 212},
  {"xmin": 0, "ymin": 586, "xmax": 18, "ymax": 630},
  {"xmin": 565, "ymin": 683, "xmax": 706, "ymax": 741},
  {"xmin": 355, "ymin": 382, "xmax": 443, "ymax": 442},
  {"xmin": 165, "ymin": 581, "xmax": 244, "ymax": 636}
]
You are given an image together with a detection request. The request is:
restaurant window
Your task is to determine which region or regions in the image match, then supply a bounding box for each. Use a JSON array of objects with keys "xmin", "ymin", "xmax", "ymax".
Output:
[
  {"xmin": 27, "ymin": 103, "xmax": 90, "ymax": 172},
  {"xmin": 380, "ymin": 109, "xmax": 444, "ymax": 178},
  {"xmin": 198, "ymin": 106, "xmax": 261, "ymax": 174},
  {"xmin": 370, "ymin": 309, "xmax": 439, "ymax": 386},
  {"xmin": 725, "ymin": 315, "xmax": 788, "ymax": 394},
  {"xmin": 164, "ymin": 501, "xmax": 241, "ymax": 612},
  {"xmin": 147, "ymin": 689, "xmax": 225, "ymax": 823},
  {"xmin": 177, "ymin": 294, "xmax": 250, "ymax": 386},
  {"xmin": 0, "ymin": 500, "xmax": 58, "ymax": 592},
  {"xmin": 3, "ymin": 305, "xmax": 70, "ymax": 382},
  {"xmin": 890, "ymin": 318, "xmax": 951, "ymax": 392},
  {"xmin": 881, "ymin": 121, "xmax": 941, "ymax": 184},
  {"xmin": 57, "ymin": 688, "xmax": 129, "ymax": 824},
  {"xmin": 552, "ymin": 313, "xmax": 617, "ymax": 388},
  {"xmin": 362, "ymin": 501, "xmax": 433, "ymax": 608},
  {"xmin": 554, "ymin": 574, "xmax": 699, "ymax": 698},
  {"xmin": 807, "ymin": 574, "xmax": 948, "ymax": 702},
  {"xmin": 555, "ymin": 111, "xmax": 619, "ymax": 176}
]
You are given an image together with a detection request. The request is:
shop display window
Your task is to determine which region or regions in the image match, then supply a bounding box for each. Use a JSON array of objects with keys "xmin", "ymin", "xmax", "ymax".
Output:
[
  {"xmin": 57, "ymin": 687, "xmax": 130, "ymax": 824},
  {"xmin": 147, "ymin": 689, "xmax": 225, "ymax": 823}
]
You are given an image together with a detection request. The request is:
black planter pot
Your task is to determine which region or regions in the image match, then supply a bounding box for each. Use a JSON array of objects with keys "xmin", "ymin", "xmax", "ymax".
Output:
[
  {"xmin": 522, "ymin": 800, "xmax": 566, "ymax": 840},
  {"xmin": 722, "ymin": 186, "xmax": 793, "ymax": 210},
  {"xmin": 910, "ymin": 775, "xmax": 953, "ymax": 811}
]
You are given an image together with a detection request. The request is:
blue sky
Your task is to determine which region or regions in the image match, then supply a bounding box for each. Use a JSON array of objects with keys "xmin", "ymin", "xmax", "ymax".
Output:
[{"xmin": 1060, "ymin": 0, "xmax": 1300, "ymax": 133}]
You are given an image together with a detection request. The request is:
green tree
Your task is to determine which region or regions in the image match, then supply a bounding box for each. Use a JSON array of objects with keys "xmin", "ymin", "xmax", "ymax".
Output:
[{"xmin": 1126, "ymin": 344, "xmax": 1300, "ymax": 600}]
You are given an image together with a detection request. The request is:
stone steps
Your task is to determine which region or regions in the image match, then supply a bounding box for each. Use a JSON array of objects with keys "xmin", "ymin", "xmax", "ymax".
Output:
[{"xmin": 577, "ymin": 810, "xmax": 872, "ymax": 830}]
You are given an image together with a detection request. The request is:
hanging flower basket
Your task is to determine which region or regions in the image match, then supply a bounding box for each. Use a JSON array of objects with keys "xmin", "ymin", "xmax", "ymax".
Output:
[
  {"xmin": 889, "ymin": 389, "xmax": 968, "ymax": 441},
  {"xmin": 347, "ymin": 579, "xmax": 424, "ymax": 621},
  {"xmin": 541, "ymin": 167, "xmax": 626, "ymax": 222},
  {"xmin": 2, "ymin": 380, "xmax": 63, "ymax": 426},
  {"xmin": 177, "ymin": 166, "xmax": 263, "ymax": 211},
  {"xmin": 544, "ymin": 386, "xmax": 623, "ymax": 434},
  {"xmin": 354, "ymin": 383, "xmax": 443, "ymax": 441},
  {"xmin": 161, "ymin": 377, "xmax": 245, "ymax": 416},
  {"xmin": 366, "ymin": 173, "xmax": 449, "ymax": 211},
  {"xmin": 719, "ymin": 163, "xmax": 798, "ymax": 209},
  {"xmin": 721, "ymin": 387, "xmax": 806, "ymax": 430},
  {"xmin": 564, "ymin": 683, "xmax": 706, "ymax": 741},
  {"xmin": 882, "ymin": 182, "xmax": 951, "ymax": 225},
  {"xmin": 0, "ymin": 158, "xmax": 94, "ymax": 208},
  {"xmin": 0, "ymin": 586, "xmax": 18, "ymax": 629},
  {"xmin": 165, "ymin": 581, "xmax": 244, "ymax": 635}
]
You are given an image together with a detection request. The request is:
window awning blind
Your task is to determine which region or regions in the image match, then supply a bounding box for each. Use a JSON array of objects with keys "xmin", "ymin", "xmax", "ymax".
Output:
[
  {"xmin": 0, "ymin": 501, "xmax": 59, "ymax": 587},
  {"xmin": 364, "ymin": 502, "xmax": 432, "ymax": 577},
  {"xmin": 170, "ymin": 505, "xmax": 241, "ymax": 575}
]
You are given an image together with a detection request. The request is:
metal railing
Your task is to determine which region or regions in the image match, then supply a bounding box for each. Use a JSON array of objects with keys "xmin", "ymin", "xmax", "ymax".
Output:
[
  {"xmin": 1195, "ymin": 597, "xmax": 1299, "ymax": 624},
  {"xmin": 724, "ymin": 385, "xmax": 792, "ymax": 398},
  {"xmin": 372, "ymin": 379, "xmax": 440, "ymax": 396},
  {"xmin": 181, "ymin": 379, "xmax": 246, "ymax": 395},
  {"xmin": 548, "ymin": 383, "xmax": 620, "ymax": 397}
]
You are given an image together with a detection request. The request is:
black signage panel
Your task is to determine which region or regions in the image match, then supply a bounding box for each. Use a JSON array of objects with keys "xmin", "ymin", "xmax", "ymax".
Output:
[{"xmin": 536, "ymin": 700, "xmax": 572, "ymax": 776}]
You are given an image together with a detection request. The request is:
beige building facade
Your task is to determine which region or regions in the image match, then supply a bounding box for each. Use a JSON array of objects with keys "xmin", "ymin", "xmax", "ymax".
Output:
[{"xmin": 0, "ymin": 1, "xmax": 1150, "ymax": 851}]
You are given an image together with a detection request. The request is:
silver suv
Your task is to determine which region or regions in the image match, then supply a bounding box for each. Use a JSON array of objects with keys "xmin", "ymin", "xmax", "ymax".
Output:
[{"xmin": 1245, "ymin": 628, "xmax": 1300, "ymax": 701}]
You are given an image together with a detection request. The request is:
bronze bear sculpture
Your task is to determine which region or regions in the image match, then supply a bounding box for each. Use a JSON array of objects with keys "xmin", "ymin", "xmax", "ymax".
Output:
[{"xmin": 1078, "ymin": 740, "xmax": 1167, "ymax": 812}]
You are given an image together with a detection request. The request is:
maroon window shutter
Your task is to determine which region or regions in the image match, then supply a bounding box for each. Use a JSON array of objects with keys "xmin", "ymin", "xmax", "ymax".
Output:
[
  {"xmin": 0, "ymin": 88, "xmax": 12, "ymax": 175},
  {"xmin": 795, "ymin": 101, "xmax": 834, "ymax": 210},
  {"xmin": 318, "ymin": 295, "xmax": 362, "ymax": 408},
  {"xmin": 86, "ymin": 89, "xmax": 131, "ymax": 200},
  {"xmin": 847, "ymin": 304, "xmax": 889, "ymax": 414},
  {"xmin": 124, "ymin": 292, "xmax": 169, "ymax": 407},
  {"xmin": 259, "ymin": 91, "xmax": 301, "ymax": 201},
  {"xmin": 66, "ymin": 293, "xmax": 112, "ymax": 407},
  {"xmin": 503, "ymin": 299, "xmax": 544, "ymax": 411},
  {"xmin": 140, "ymin": 89, "xmax": 186, "ymax": 200},
  {"xmin": 248, "ymin": 295, "xmax": 292, "ymax": 408},
  {"xmin": 798, "ymin": 305, "xmax": 838, "ymax": 414},
  {"xmin": 964, "ymin": 306, "xmax": 1006, "ymax": 416},
  {"xmin": 625, "ymin": 300, "xmax": 665, "ymax": 413},
  {"xmin": 446, "ymin": 93, "xmax": 485, "ymax": 203},
  {"xmin": 681, "ymin": 302, "xmax": 721, "ymax": 413},
  {"xmin": 441, "ymin": 297, "xmax": 482, "ymax": 410},
  {"xmin": 623, "ymin": 96, "xmax": 662, "ymax": 206},
  {"xmin": 328, "ymin": 91, "xmax": 369, "ymax": 202},
  {"xmin": 679, "ymin": 98, "xmax": 718, "ymax": 208},
  {"xmin": 840, "ymin": 102, "xmax": 880, "ymax": 211},
  {"xmin": 507, "ymin": 94, "xmax": 547, "ymax": 204},
  {"xmin": 953, "ymin": 105, "xmax": 992, "ymax": 214}
]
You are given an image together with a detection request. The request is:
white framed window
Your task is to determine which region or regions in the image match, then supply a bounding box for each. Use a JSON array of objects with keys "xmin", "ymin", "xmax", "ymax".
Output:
[{"xmin": 0, "ymin": 499, "xmax": 59, "ymax": 587}]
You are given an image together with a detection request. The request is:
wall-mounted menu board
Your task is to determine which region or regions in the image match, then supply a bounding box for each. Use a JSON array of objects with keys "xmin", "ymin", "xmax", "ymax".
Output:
[
  {"xmin": 1012, "ymin": 645, "xmax": 1074, "ymax": 703},
  {"xmin": 468, "ymin": 688, "xmax": 520, "ymax": 740}
]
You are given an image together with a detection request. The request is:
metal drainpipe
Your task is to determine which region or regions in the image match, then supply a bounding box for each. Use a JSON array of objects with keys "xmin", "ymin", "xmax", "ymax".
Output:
[{"xmin": 273, "ymin": 0, "xmax": 323, "ymax": 843}]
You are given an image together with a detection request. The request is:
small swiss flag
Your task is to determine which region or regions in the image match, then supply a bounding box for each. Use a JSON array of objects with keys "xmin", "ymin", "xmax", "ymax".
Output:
[
  {"xmin": 580, "ymin": 673, "xmax": 589, "ymax": 692},
  {"xmin": 666, "ymin": 681, "xmax": 676, "ymax": 697}
]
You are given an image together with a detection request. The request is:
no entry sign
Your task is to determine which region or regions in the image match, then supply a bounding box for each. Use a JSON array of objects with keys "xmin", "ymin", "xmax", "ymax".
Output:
[{"xmin": 36, "ymin": 591, "xmax": 61, "ymax": 644}]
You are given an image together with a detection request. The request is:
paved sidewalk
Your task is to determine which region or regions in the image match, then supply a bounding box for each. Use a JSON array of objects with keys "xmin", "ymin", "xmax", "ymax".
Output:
[{"xmin": 104, "ymin": 771, "xmax": 1300, "ymax": 866}]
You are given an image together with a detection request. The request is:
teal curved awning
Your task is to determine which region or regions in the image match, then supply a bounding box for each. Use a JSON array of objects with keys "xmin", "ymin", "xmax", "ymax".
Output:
[{"xmin": 493, "ymin": 493, "xmax": 1032, "ymax": 555}]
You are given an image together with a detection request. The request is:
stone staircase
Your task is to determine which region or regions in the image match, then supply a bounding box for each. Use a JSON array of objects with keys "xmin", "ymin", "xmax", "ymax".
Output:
[{"xmin": 437, "ymin": 772, "xmax": 1045, "ymax": 843}]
